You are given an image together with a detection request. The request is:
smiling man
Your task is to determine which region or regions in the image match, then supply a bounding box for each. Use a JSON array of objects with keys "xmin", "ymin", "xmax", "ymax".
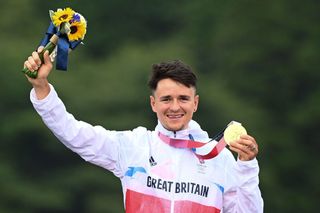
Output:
[
  {"xmin": 150, "ymin": 78, "xmax": 199, "ymax": 131},
  {"xmin": 24, "ymin": 50, "xmax": 263, "ymax": 212}
]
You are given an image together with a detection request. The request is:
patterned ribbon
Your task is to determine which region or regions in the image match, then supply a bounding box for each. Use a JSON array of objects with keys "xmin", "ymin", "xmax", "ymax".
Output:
[
  {"xmin": 39, "ymin": 22, "xmax": 82, "ymax": 71},
  {"xmin": 158, "ymin": 130, "xmax": 227, "ymax": 160}
]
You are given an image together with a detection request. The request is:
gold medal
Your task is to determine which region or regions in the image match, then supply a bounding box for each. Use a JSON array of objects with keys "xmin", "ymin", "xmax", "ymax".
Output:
[{"xmin": 224, "ymin": 121, "xmax": 247, "ymax": 145}]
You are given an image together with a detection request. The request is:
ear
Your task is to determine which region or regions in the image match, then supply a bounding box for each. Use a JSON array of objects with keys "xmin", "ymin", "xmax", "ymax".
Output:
[
  {"xmin": 150, "ymin": 95, "xmax": 157, "ymax": 112},
  {"xmin": 194, "ymin": 95, "xmax": 199, "ymax": 112}
]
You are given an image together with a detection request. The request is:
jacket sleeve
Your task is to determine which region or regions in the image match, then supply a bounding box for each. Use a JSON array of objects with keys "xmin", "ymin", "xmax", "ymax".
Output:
[
  {"xmin": 223, "ymin": 156, "xmax": 264, "ymax": 213},
  {"xmin": 30, "ymin": 84, "xmax": 129, "ymax": 178}
]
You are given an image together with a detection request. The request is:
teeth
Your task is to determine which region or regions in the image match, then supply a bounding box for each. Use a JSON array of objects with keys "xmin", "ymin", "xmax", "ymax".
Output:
[{"xmin": 168, "ymin": 114, "xmax": 182, "ymax": 118}]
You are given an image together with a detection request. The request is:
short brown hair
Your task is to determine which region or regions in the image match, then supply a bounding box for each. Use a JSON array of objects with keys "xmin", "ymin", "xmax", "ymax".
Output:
[{"xmin": 148, "ymin": 60, "xmax": 197, "ymax": 92}]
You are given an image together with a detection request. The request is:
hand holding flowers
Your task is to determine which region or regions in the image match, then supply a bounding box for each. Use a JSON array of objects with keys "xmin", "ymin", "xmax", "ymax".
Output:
[{"xmin": 23, "ymin": 7, "xmax": 87, "ymax": 78}]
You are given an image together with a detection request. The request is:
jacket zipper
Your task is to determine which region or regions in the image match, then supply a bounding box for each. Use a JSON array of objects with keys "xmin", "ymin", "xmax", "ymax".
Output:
[{"xmin": 170, "ymin": 148, "xmax": 176, "ymax": 213}]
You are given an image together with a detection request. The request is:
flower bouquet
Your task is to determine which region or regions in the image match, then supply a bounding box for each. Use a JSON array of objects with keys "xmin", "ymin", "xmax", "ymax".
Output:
[{"xmin": 22, "ymin": 7, "xmax": 87, "ymax": 78}]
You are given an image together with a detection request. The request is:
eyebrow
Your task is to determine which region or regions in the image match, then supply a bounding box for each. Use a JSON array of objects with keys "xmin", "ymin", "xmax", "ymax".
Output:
[
  {"xmin": 159, "ymin": 95, "xmax": 171, "ymax": 100},
  {"xmin": 159, "ymin": 95, "xmax": 191, "ymax": 100}
]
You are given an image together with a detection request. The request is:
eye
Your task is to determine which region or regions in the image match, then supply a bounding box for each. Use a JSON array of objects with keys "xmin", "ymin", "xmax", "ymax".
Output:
[
  {"xmin": 160, "ymin": 97, "xmax": 171, "ymax": 102},
  {"xmin": 179, "ymin": 96, "xmax": 190, "ymax": 102}
]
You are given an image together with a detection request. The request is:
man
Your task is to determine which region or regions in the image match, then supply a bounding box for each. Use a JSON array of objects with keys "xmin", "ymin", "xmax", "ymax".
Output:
[{"xmin": 24, "ymin": 47, "xmax": 263, "ymax": 212}]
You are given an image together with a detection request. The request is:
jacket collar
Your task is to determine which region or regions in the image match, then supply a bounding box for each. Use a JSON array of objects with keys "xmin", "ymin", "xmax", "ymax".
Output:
[{"xmin": 155, "ymin": 120, "xmax": 209, "ymax": 141}]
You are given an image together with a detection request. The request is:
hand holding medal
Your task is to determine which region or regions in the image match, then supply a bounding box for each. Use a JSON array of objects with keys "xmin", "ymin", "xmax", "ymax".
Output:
[
  {"xmin": 22, "ymin": 7, "xmax": 87, "ymax": 78},
  {"xmin": 224, "ymin": 121, "xmax": 258, "ymax": 161}
]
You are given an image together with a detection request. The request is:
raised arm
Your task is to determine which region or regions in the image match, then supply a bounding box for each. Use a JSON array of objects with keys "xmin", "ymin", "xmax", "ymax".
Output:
[{"xmin": 24, "ymin": 48, "xmax": 125, "ymax": 177}]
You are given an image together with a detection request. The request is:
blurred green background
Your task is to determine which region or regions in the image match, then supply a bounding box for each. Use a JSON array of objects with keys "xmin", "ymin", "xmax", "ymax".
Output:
[{"xmin": 1, "ymin": 0, "xmax": 319, "ymax": 212}]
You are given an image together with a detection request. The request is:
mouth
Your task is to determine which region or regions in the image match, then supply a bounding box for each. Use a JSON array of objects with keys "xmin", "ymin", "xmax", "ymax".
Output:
[{"xmin": 167, "ymin": 114, "xmax": 184, "ymax": 119}]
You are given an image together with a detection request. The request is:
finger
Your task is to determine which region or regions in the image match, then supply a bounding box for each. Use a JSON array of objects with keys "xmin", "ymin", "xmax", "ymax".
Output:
[
  {"xmin": 27, "ymin": 55, "xmax": 39, "ymax": 71},
  {"xmin": 240, "ymin": 134, "xmax": 256, "ymax": 143},
  {"xmin": 247, "ymin": 144, "xmax": 258, "ymax": 153},
  {"xmin": 229, "ymin": 145, "xmax": 254, "ymax": 161},
  {"xmin": 32, "ymin": 51, "xmax": 42, "ymax": 68},
  {"xmin": 229, "ymin": 142, "xmax": 258, "ymax": 161},
  {"xmin": 229, "ymin": 145, "xmax": 249, "ymax": 157},
  {"xmin": 37, "ymin": 46, "xmax": 44, "ymax": 53},
  {"xmin": 43, "ymin": 50, "xmax": 52, "ymax": 65},
  {"xmin": 229, "ymin": 141, "xmax": 251, "ymax": 156},
  {"xmin": 238, "ymin": 139, "xmax": 257, "ymax": 151},
  {"xmin": 238, "ymin": 135, "xmax": 258, "ymax": 151},
  {"xmin": 24, "ymin": 61, "xmax": 34, "ymax": 71},
  {"xmin": 237, "ymin": 140, "xmax": 258, "ymax": 154}
]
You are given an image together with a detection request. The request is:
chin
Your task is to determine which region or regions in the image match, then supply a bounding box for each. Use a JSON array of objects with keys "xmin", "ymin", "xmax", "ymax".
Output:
[{"xmin": 166, "ymin": 124, "xmax": 186, "ymax": 132}]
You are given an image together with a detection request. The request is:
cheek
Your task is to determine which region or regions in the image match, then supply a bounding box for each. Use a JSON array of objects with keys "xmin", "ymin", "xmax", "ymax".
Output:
[
  {"xmin": 152, "ymin": 103, "xmax": 167, "ymax": 114},
  {"xmin": 159, "ymin": 105, "xmax": 169, "ymax": 114},
  {"xmin": 181, "ymin": 103, "xmax": 195, "ymax": 112}
]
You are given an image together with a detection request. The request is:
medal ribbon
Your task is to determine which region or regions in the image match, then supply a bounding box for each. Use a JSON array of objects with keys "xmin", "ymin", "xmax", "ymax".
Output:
[{"xmin": 158, "ymin": 131, "xmax": 227, "ymax": 160}]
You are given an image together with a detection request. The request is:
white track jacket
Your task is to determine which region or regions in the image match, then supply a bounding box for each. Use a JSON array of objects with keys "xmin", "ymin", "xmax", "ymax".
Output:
[{"xmin": 30, "ymin": 85, "xmax": 263, "ymax": 213}]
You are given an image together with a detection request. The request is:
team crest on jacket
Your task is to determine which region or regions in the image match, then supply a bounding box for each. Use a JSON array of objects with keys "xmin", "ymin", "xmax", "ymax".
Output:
[{"xmin": 197, "ymin": 162, "xmax": 208, "ymax": 174}]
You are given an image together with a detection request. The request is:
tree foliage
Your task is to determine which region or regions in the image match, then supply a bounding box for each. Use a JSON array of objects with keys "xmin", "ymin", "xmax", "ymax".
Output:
[{"xmin": 1, "ymin": 0, "xmax": 319, "ymax": 212}]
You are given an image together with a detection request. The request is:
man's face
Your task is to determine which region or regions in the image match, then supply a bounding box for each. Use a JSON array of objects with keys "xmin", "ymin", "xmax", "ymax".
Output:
[{"xmin": 150, "ymin": 78, "xmax": 199, "ymax": 131}]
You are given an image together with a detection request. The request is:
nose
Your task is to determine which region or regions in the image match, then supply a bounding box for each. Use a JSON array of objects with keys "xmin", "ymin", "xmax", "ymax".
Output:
[{"xmin": 169, "ymin": 99, "xmax": 180, "ymax": 111}]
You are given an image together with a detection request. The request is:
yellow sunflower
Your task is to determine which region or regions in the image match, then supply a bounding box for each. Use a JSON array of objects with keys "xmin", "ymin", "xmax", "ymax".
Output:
[
  {"xmin": 51, "ymin": 7, "xmax": 75, "ymax": 27},
  {"xmin": 68, "ymin": 18, "xmax": 87, "ymax": 41}
]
